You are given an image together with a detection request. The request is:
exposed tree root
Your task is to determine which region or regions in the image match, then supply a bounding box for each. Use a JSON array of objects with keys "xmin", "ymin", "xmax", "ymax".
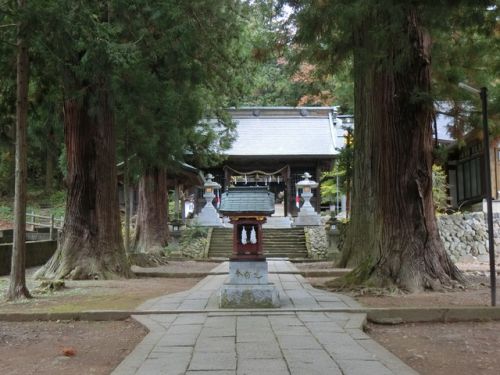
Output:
[
  {"xmin": 325, "ymin": 258, "xmax": 468, "ymax": 295},
  {"xmin": 35, "ymin": 246, "xmax": 133, "ymax": 280},
  {"xmin": 128, "ymin": 253, "xmax": 169, "ymax": 267},
  {"xmin": 5, "ymin": 285, "xmax": 32, "ymax": 301}
]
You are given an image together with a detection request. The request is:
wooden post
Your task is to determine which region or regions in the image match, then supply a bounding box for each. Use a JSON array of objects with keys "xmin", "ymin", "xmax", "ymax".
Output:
[
  {"xmin": 50, "ymin": 214, "xmax": 54, "ymax": 240},
  {"xmin": 180, "ymin": 184, "xmax": 186, "ymax": 221},
  {"xmin": 315, "ymin": 163, "xmax": 322, "ymax": 213},
  {"xmin": 174, "ymin": 179, "xmax": 180, "ymax": 220},
  {"xmin": 224, "ymin": 166, "xmax": 230, "ymax": 190},
  {"xmin": 285, "ymin": 165, "xmax": 291, "ymax": 217}
]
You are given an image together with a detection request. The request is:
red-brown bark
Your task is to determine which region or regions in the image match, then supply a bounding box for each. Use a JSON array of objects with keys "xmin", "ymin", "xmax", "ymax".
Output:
[
  {"xmin": 339, "ymin": 7, "xmax": 463, "ymax": 291},
  {"xmin": 36, "ymin": 78, "xmax": 131, "ymax": 280},
  {"xmin": 8, "ymin": 0, "xmax": 31, "ymax": 299},
  {"xmin": 133, "ymin": 167, "xmax": 169, "ymax": 254}
]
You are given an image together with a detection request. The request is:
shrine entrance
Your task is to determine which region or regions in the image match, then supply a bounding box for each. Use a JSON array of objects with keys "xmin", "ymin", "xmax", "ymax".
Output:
[
  {"xmin": 190, "ymin": 108, "xmax": 342, "ymax": 217},
  {"xmin": 223, "ymin": 165, "xmax": 288, "ymax": 217}
]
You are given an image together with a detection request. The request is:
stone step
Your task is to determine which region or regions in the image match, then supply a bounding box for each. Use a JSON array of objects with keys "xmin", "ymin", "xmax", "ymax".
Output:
[
  {"xmin": 210, "ymin": 240, "xmax": 306, "ymax": 245},
  {"xmin": 209, "ymin": 225, "xmax": 309, "ymax": 258}
]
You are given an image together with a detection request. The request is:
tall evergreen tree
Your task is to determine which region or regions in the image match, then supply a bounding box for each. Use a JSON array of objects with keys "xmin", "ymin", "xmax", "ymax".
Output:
[
  {"xmin": 112, "ymin": 0, "xmax": 249, "ymax": 254},
  {"xmin": 34, "ymin": 1, "xmax": 133, "ymax": 279},
  {"xmin": 7, "ymin": 0, "xmax": 31, "ymax": 299},
  {"xmin": 0, "ymin": 2, "xmax": 17, "ymax": 197},
  {"xmin": 292, "ymin": 1, "xmax": 496, "ymax": 291}
]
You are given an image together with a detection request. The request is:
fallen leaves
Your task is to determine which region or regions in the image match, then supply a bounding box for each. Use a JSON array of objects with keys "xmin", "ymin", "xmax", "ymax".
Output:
[{"xmin": 62, "ymin": 347, "xmax": 76, "ymax": 357}]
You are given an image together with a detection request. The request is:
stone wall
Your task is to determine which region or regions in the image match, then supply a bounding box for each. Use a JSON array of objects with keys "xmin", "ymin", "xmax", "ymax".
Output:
[
  {"xmin": 180, "ymin": 237, "xmax": 208, "ymax": 258},
  {"xmin": 329, "ymin": 213, "xmax": 497, "ymax": 263},
  {"xmin": 304, "ymin": 226, "xmax": 329, "ymax": 259},
  {"xmin": 437, "ymin": 212, "xmax": 496, "ymax": 262},
  {"xmin": 0, "ymin": 240, "xmax": 57, "ymax": 276},
  {"xmin": 165, "ymin": 227, "xmax": 210, "ymax": 259}
]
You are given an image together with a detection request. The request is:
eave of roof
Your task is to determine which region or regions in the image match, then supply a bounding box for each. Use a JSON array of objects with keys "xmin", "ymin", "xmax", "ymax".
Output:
[
  {"xmin": 219, "ymin": 187, "xmax": 275, "ymax": 214},
  {"xmin": 225, "ymin": 108, "xmax": 341, "ymax": 157}
]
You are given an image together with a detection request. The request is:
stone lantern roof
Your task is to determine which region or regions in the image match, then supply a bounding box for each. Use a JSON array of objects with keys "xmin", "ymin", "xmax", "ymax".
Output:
[
  {"xmin": 219, "ymin": 187, "xmax": 275, "ymax": 215},
  {"xmin": 296, "ymin": 172, "xmax": 318, "ymax": 189}
]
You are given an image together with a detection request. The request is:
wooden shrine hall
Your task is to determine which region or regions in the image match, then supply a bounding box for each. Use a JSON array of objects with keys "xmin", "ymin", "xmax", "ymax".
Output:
[{"xmin": 204, "ymin": 107, "xmax": 348, "ymax": 217}]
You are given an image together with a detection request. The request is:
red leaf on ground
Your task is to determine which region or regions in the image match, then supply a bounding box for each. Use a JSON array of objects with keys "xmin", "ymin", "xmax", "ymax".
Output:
[{"xmin": 62, "ymin": 347, "xmax": 76, "ymax": 357}]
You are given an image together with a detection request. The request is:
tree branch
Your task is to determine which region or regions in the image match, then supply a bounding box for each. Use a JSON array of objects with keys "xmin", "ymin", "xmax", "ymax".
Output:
[{"xmin": 0, "ymin": 37, "xmax": 15, "ymax": 47}]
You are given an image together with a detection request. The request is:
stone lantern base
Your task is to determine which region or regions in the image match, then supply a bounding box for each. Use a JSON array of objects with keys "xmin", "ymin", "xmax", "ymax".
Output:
[
  {"xmin": 294, "ymin": 213, "xmax": 322, "ymax": 226},
  {"xmin": 219, "ymin": 260, "xmax": 280, "ymax": 308},
  {"xmin": 194, "ymin": 197, "xmax": 223, "ymax": 227}
]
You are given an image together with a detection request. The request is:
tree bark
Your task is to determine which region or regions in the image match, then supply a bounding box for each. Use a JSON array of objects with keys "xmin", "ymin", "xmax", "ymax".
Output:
[
  {"xmin": 124, "ymin": 153, "xmax": 130, "ymax": 254},
  {"xmin": 44, "ymin": 125, "xmax": 55, "ymax": 194},
  {"xmin": 35, "ymin": 78, "xmax": 131, "ymax": 280},
  {"xmin": 133, "ymin": 167, "xmax": 169, "ymax": 254},
  {"xmin": 339, "ymin": 7, "xmax": 462, "ymax": 291},
  {"xmin": 7, "ymin": 0, "xmax": 31, "ymax": 300}
]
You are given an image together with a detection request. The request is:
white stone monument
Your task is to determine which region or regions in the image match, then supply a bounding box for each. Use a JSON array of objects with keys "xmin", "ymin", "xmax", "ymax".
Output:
[
  {"xmin": 294, "ymin": 172, "xmax": 322, "ymax": 226},
  {"xmin": 194, "ymin": 173, "xmax": 223, "ymax": 227}
]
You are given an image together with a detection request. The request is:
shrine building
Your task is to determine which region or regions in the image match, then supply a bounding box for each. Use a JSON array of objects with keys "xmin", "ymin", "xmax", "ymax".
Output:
[{"xmin": 202, "ymin": 107, "xmax": 352, "ymax": 217}]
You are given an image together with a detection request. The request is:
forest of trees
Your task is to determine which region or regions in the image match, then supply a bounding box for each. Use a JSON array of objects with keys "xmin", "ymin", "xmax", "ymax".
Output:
[{"xmin": 1, "ymin": 1, "xmax": 498, "ymax": 298}]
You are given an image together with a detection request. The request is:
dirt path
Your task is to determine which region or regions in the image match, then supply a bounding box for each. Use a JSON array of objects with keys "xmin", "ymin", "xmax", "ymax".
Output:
[
  {"xmin": 0, "ymin": 319, "xmax": 146, "ymax": 375},
  {"xmin": 0, "ymin": 265, "xmax": 206, "ymax": 375},
  {"xmin": 368, "ymin": 321, "xmax": 500, "ymax": 375},
  {"xmin": 0, "ymin": 264, "xmax": 211, "ymax": 313}
]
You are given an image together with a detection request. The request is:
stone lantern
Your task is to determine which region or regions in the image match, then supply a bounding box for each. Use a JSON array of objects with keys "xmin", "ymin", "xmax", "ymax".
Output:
[
  {"xmin": 195, "ymin": 173, "xmax": 223, "ymax": 227},
  {"xmin": 294, "ymin": 172, "xmax": 321, "ymax": 226}
]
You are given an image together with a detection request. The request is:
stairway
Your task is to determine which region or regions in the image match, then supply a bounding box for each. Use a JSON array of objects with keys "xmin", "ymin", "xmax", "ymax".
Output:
[{"xmin": 208, "ymin": 228, "xmax": 308, "ymax": 259}]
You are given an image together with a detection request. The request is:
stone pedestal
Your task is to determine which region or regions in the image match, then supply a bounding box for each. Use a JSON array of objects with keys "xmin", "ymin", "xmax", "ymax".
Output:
[
  {"xmin": 294, "ymin": 191, "xmax": 321, "ymax": 226},
  {"xmin": 219, "ymin": 260, "xmax": 280, "ymax": 308},
  {"xmin": 195, "ymin": 192, "xmax": 223, "ymax": 227}
]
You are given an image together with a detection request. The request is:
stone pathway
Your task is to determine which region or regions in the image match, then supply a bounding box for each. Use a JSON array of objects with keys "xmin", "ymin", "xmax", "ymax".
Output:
[{"xmin": 112, "ymin": 260, "xmax": 418, "ymax": 375}]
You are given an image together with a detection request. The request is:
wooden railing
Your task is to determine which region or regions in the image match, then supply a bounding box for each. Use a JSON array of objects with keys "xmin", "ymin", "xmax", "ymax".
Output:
[{"xmin": 26, "ymin": 211, "xmax": 64, "ymax": 240}]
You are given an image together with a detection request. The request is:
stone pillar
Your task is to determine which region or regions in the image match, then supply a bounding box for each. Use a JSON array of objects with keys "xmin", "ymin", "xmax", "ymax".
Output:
[{"xmin": 220, "ymin": 260, "xmax": 280, "ymax": 308}]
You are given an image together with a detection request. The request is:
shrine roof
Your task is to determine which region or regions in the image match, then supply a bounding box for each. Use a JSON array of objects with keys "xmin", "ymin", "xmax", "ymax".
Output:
[
  {"xmin": 224, "ymin": 107, "xmax": 348, "ymax": 158},
  {"xmin": 219, "ymin": 187, "xmax": 275, "ymax": 215}
]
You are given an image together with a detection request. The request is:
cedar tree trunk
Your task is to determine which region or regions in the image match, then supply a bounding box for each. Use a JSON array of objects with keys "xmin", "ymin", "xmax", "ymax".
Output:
[
  {"xmin": 36, "ymin": 79, "xmax": 131, "ymax": 280},
  {"xmin": 44, "ymin": 125, "xmax": 55, "ymax": 193},
  {"xmin": 339, "ymin": 7, "xmax": 462, "ymax": 291},
  {"xmin": 133, "ymin": 167, "xmax": 169, "ymax": 254},
  {"xmin": 7, "ymin": 0, "xmax": 31, "ymax": 299}
]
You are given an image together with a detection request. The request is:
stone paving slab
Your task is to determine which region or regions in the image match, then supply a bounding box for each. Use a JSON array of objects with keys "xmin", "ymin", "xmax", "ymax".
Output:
[
  {"xmin": 112, "ymin": 312, "xmax": 418, "ymax": 375},
  {"xmin": 137, "ymin": 262, "xmax": 360, "ymax": 312},
  {"xmin": 112, "ymin": 260, "xmax": 418, "ymax": 375},
  {"xmin": 209, "ymin": 260, "xmax": 300, "ymax": 274}
]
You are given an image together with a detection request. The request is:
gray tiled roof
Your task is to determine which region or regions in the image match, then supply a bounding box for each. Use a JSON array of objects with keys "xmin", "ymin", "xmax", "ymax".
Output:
[
  {"xmin": 219, "ymin": 187, "xmax": 275, "ymax": 214},
  {"xmin": 225, "ymin": 108, "xmax": 339, "ymax": 157}
]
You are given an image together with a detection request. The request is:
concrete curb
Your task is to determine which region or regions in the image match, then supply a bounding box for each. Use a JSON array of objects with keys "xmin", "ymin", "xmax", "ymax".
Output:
[
  {"xmin": 132, "ymin": 270, "xmax": 348, "ymax": 278},
  {"xmin": 111, "ymin": 315, "xmax": 166, "ymax": 375},
  {"xmin": 366, "ymin": 306, "xmax": 500, "ymax": 324},
  {"xmin": 133, "ymin": 271, "xmax": 226, "ymax": 278},
  {"xmin": 2, "ymin": 306, "xmax": 500, "ymax": 323},
  {"xmin": 0, "ymin": 310, "xmax": 131, "ymax": 322}
]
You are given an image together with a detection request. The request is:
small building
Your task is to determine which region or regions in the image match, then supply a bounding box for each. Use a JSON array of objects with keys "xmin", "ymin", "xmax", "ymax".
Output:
[
  {"xmin": 219, "ymin": 186, "xmax": 275, "ymax": 260},
  {"xmin": 436, "ymin": 102, "xmax": 498, "ymax": 210},
  {"xmin": 446, "ymin": 129, "xmax": 500, "ymax": 209}
]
